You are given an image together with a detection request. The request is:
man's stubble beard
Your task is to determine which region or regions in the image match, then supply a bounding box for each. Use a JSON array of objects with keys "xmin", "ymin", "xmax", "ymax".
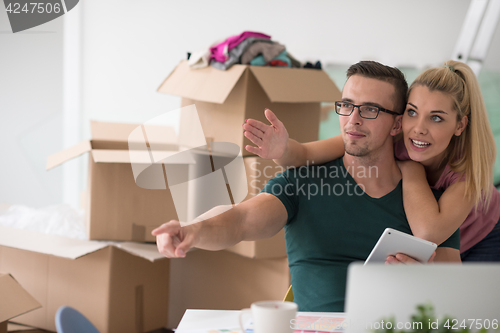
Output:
[{"xmin": 344, "ymin": 141, "xmax": 371, "ymax": 157}]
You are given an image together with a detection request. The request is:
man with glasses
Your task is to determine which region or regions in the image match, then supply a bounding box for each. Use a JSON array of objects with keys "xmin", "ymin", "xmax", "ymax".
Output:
[{"xmin": 152, "ymin": 61, "xmax": 461, "ymax": 312}]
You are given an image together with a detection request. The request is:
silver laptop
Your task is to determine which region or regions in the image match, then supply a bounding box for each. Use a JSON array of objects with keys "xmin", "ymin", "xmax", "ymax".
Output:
[{"xmin": 345, "ymin": 263, "xmax": 500, "ymax": 333}]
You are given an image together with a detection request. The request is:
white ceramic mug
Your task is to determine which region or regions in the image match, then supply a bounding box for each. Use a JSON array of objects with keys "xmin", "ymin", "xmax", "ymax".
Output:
[{"xmin": 239, "ymin": 300, "xmax": 298, "ymax": 333}]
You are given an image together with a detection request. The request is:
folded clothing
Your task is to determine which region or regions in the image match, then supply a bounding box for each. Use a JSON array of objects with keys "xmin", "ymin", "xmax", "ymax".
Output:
[
  {"xmin": 250, "ymin": 50, "xmax": 291, "ymax": 67},
  {"xmin": 211, "ymin": 37, "xmax": 272, "ymax": 71},
  {"xmin": 210, "ymin": 31, "xmax": 271, "ymax": 63},
  {"xmin": 188, "ymin": 37, "xmax": 226, "ymax": 69},
  {"xmin": 287, "ymin": 52, "xmax": 302, "ymax": 68},
  {"xmin": 190, "ymin": 31, "xmax": 306, "ymax": 70},
  {"xmin": 303, "ymin": 60, "xmax": 322, "ymax": 70},
  {"xmin": 267, "ymin": 59, "xmax": 290, "ymax": 67},
  {"xmin": 241, "ymin": 41, "xmax": 285, "ymax": 64}
]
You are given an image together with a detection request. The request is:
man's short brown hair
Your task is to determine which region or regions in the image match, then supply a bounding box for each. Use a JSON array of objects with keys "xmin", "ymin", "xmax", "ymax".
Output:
[{"xmin": 346, "ymin": 61, "xmax": 408, "ymax": 115}]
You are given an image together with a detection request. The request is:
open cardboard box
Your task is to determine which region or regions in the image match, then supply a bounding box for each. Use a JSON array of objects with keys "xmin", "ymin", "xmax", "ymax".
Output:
[
  {"xmin": 0, "ymin": 274, "xmax": 41, "ymax": 333},
  {"xmin": 46, "ymin": 120, "xmax": 192, "ymax": 242},
  {"xmin": 0, "ymin": 226, "xmax": 169, "ymax": 333},
  {"xmin": 158, "ymin": 61, "xmax": 341, "ymax": 157}
]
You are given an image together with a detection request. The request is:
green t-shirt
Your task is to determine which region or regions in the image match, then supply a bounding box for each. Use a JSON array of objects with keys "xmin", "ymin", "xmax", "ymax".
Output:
[{"xmin": 261, "ymin": 157, "xmax": 460, "ymax": 312}]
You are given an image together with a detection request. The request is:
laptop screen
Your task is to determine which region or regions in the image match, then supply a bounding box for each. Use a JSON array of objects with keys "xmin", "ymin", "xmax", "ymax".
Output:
[{"xmin": 344, "ymin": 263, "xmax": 500, "ymax": 333}]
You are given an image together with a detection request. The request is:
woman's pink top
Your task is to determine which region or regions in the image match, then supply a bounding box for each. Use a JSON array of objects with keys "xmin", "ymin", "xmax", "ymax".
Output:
[{"xmin": 394, "ymin": 140, "xmax": 500, "ymax": 252}]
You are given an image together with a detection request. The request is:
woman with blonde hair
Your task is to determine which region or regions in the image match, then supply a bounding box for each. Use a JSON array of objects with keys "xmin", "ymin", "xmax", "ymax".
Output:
[{"xmin": 243, "ymin": 60, "xmax": 500, "ymax": 261}]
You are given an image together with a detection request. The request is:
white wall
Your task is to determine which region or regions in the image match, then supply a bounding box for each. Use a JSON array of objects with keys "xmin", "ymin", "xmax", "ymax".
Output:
[
  {"xmin": 484, "ymin": 12, "xmax": 500, "ymax": 71},
  {"xmin": 81, "ymin": 0, "xmax": 473, "ymax": 132},
  {"xmin": 0, "ymin": 8, "xmax": 63, "ymax": 207},
  {"xmin": 3, "ymin": 0, "xmax": 500, "ymax": 208}
]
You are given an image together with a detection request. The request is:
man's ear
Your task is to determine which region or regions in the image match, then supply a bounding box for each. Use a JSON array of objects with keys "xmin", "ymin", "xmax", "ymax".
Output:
[
  {"xmin": 455, "ymin": 115, "xmax": 468, "ymax": 136},
  {"xmin": 390, "ymin": 115, "xmax": 403, "ymax": 136}
]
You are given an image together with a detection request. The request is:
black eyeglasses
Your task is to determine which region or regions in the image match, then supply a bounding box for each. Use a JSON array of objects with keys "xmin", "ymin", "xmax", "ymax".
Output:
[{"xmin": 334, "ymin": 101, "xmax": 400, "ymax": 119}]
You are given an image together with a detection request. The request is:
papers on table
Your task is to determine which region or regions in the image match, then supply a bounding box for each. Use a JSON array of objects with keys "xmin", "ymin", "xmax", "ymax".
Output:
[
  {"xmin": 175, "ymin": 310, "xmax": 346, "ymax": 333},
  {"xmin": 292, "ymin": 312, "xmax": 347, "ymax": 332}
]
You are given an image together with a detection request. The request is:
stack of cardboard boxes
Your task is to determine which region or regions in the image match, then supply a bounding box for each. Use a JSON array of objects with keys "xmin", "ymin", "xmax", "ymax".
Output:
[
  {"xmin": 0, "ymin": 122, "xmax": 178, "ymax": 333},
  {"xmin": 0, "ymin": 60, "xmax": 341, "ymax": 332}
]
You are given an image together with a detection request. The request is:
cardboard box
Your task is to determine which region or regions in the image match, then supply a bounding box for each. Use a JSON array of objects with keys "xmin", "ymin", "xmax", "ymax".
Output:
[
  {"xmin": 6, "ymin": 323, "xmax": 50, "ymax": 332},
  {"xmin": 0, "ymin": 274, "xmax": 41, "ymax": 333},
  {"xmin": 168, "ymin": 249, "xmax": 290, "ymax": 328},
  {"xmin": 0, "ymin": 226, "xmax": 169, "ymax": 333},
  {"xmin": 46, "ymin": 120, "xmax": 191, "ymax": 242},
  {"xmin": 226, "ymin": 157, "xmax": 288, "ymax": 259},
  {"xmin": 157, "ymin": 61, "xmax": 341, "ymax": 157},
  {"xmin": 5, "ymin": 323, "xmax": 49, "ymax": 333}
]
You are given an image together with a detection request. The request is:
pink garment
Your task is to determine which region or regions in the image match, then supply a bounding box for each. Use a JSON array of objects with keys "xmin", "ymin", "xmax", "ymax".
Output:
[
  {"xmin": 210, "ymin": 31, "xmax": 271, "ymax": 63},
  {"xmin": 394, "ymin": 140, "xmax": 500, "ymax": 252}
]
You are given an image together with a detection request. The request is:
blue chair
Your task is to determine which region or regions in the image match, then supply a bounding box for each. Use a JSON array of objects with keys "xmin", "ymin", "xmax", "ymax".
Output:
[{"xmin": 55, "ymin": 306, "xmax": 100, "ymax": 333}]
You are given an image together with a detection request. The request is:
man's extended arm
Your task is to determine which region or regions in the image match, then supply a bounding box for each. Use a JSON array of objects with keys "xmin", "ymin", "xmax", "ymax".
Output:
[{"xmin": 152, "ymin": 193, "xmax": 288, "ymax": 258}]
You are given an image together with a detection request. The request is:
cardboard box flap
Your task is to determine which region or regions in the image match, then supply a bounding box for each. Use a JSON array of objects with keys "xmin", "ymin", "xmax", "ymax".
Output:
[
  {"xmin": 0, "ymin": 226, "xmax": 167, "ymax": 262},
  {"xmin": 114, "ymin": 242, "xmax": 166, "ymax": 262},
  {"xmin": 6, "ymin": 323, "xmax": 40, "ymax": 331},
  {"xmin": 157, "ymin": 60, "xmax": 247, "ymax": 104},
  {"xmin": 0, "ymin": 274, "xmax": 41, "ymax": 322},
  {"xmin": 91, "ymin": 149, "xmax": 136, "ymax": 163},
  {"xmin": 46, "ymin": 140, "xmax": 92, "ymax": 170},
  {"xmin": 0, "ymin": 225, "xmax": 110, "ymax": 260},
  {"xmin": 249, "ymin": 66, "xmax": 341, "ymax": 103},
  {"xmin": 90, "ymin": 120, "xmax": 141, "ymax": 143},
  {"xmin": 92, "ymin": 149, "xmax": 196, "ymax": 164},
  {"xmin": 91, "ymin": 120, "xmax": 178, "ymax": 145}
]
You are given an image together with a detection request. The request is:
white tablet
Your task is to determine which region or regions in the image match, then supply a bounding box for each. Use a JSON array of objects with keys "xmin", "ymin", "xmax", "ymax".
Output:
[{"xmin": 364, "ymin": 228, "xmax": 437, "ymax": 264}]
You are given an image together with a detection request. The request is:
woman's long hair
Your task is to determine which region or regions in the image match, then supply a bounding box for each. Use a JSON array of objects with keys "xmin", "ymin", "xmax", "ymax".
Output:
[{"xmin": 409, "ymin": 60, "xmax": 496, "ymax": 210}]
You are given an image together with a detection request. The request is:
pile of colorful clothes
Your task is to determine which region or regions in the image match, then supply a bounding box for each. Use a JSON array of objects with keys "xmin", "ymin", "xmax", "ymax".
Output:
[{"xmin": 187, "ymin": 31, "xmax": 320, "ymax": 71}]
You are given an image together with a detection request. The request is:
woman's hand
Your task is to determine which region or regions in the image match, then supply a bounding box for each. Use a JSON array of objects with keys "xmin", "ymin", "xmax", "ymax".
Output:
[
  {"xmin": 385, "ymin": 251, "xmax": 436, "ymax": 264},
  {"xmin": 243, "ymin": 109, "xmax": 289, "ymax": 159}
]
